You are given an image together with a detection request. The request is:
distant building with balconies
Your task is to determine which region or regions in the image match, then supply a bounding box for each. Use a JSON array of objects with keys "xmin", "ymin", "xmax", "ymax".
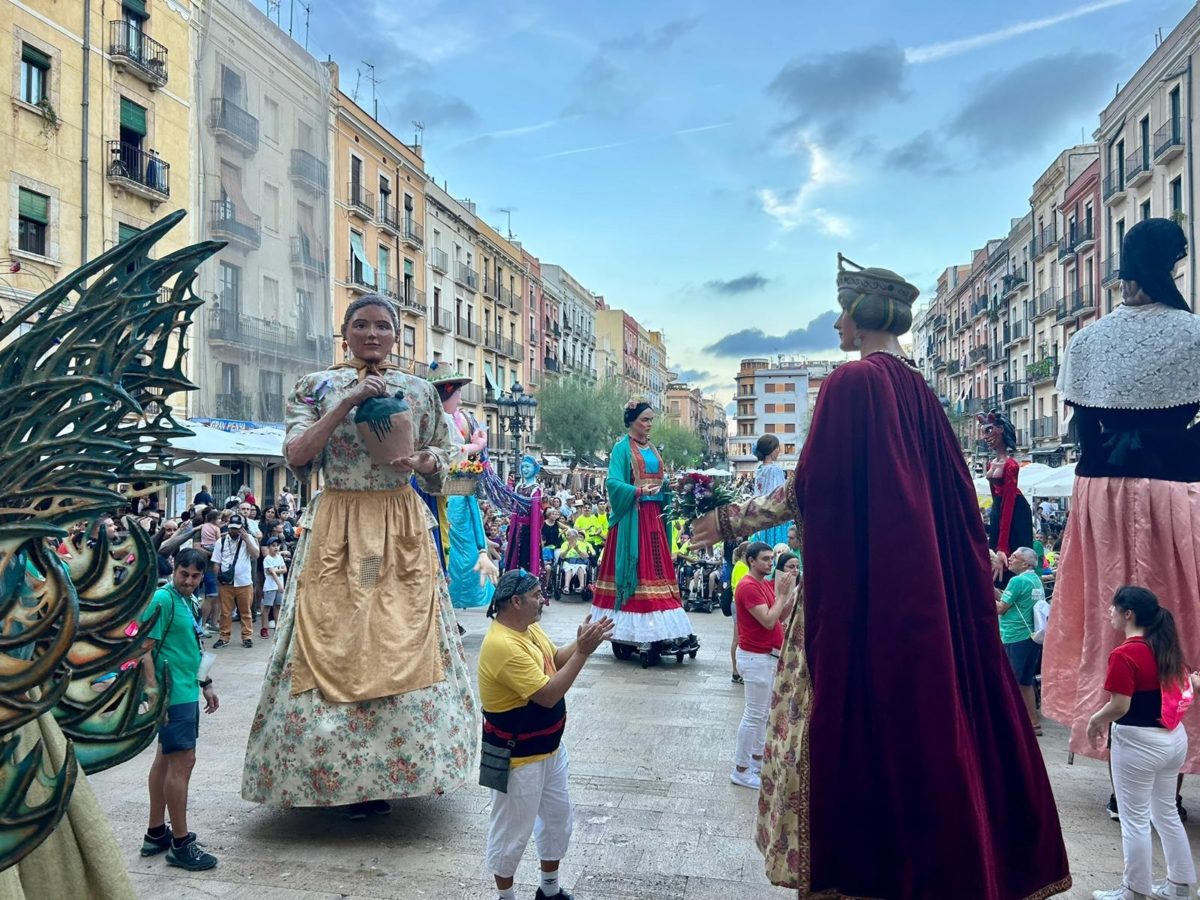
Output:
[{"xmin": 728, "ymin": 358, "xmax": 840, "ymax": 475}]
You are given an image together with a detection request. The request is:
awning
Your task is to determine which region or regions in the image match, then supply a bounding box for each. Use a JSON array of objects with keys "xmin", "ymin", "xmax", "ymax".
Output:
[
  {"xmin": 484, "ymin": 366, "xmax": 498, "ymax": 394},
  {"xmin": 219, "ymin": 161, "xmax": 253, "ymax": 222},
  {"xmin": 120, "ymin": 97, "xmax": 147, "ymax": 136},
  {"xmin": 172, "ymin": 458, "xmax": 235, "ymax": 476},
  {"xmin": 169, "ymin": 421, "xmax": 285, "ymax": 460},
  {"xmin": 349, "ymin": 232, "xmax": 375, "ymax": 287}
]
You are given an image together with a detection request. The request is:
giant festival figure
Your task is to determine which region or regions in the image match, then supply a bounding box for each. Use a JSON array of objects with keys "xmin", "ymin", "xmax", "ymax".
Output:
[{"xmin": 692, "ymin": 256, "xmax": 1071, "ymax": 899}]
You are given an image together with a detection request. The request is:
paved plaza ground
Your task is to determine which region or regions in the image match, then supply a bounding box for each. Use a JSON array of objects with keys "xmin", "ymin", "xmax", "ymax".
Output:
[{"xmin": 88, "ymin": 598, "xmax": 1200, "ymax": 899}]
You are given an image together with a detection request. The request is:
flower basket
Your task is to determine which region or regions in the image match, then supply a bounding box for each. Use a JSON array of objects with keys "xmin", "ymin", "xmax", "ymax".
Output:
[{"xmin": 443, "ymin": 474, "xmax": 480, "ymax": 496}]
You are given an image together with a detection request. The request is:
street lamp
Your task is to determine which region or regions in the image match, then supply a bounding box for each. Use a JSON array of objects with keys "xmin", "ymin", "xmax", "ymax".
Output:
[{"xmin": 496, "ymin": 382, "xmax": 538, "ymax": 469}]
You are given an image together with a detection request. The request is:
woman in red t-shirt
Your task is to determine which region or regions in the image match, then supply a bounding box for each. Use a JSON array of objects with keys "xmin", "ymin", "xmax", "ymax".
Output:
[
  {"xmin": 1086, "ymin": 586, "xmax": 1198, "ymax": 900},
  {"xmin": 730, "ymin": 543, "xmax": 797, "ymax": 790}
]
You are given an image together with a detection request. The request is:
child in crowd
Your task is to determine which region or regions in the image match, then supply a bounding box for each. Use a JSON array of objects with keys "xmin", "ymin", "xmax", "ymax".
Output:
[{"xmin": 260, "ymin": 538, "xmax": 287, "ymax": 639}]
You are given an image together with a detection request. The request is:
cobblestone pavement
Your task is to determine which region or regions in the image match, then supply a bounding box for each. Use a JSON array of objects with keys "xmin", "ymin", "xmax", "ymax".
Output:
[{"xmin": 88, "ymin": 597, "xmax": 1200, "ymax": 899}]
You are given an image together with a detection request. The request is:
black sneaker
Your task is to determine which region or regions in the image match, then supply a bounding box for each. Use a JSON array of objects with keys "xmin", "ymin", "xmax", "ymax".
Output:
[
  {"xmin": 212, "ymin": 639, "xmax": 229, "ymax": 649},
  {"xmin": 1107, "ymin": 794, "xmax": 1120, "ymax": 821},
  {"xmin": 140, "ymin": 826, "xmax": 172, "ymax": 857},
  {"xmin": 1178, "ymin": 795, "xmax": 1188, "ymax": 822},
  {"xmin": 346, "ymin": 799, "xmax": 391, "ymax": 820},
  {"xmin": 242, "ymin": 639, "xmax": 253, "ymax": 649},
  {"xmin": 165, "ymin": 833, "xmax": 217, "ymax": 871},
  {"xmin": 534, "ymin": 889, "xmax": 574, "ymax": 900}
]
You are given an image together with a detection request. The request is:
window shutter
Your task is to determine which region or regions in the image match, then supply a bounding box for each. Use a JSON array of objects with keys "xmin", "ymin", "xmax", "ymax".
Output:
[
  {"xmin": 21, "ymin": 44, "xmax": 51, "ymax": 70},
  {"xmin": 18, "ymin": 189, "xmax": 49, "ymax": 225},
  {"xmin": 120, "ymin": 97, "xmax": 147, "ymax": 135},
  {"xmin": 118, "ymin": 223, "xmax": 141, "ymax": 243},
  {"xmin": 123, "ymin": 0, "xmax": 148, "ymax": 18}
]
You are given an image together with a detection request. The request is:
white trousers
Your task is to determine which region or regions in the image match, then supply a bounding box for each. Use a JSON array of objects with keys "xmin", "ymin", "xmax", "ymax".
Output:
[
  {"xmin": 485, "ymin": 745, "xmax": 573, "ymax": 879},
  {"xmin": 1111, "ymin": 723, "xmax": 1196, "ymax": 894},
  {"xmin": 734, "ymin": 649, "xmax": 776, "ymax": 768}
]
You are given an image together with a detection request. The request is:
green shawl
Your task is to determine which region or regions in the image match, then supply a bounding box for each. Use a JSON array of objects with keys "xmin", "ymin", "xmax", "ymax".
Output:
[{"xmin": 607, "ymin": 436, "xmax": 671, "ymax": 610}]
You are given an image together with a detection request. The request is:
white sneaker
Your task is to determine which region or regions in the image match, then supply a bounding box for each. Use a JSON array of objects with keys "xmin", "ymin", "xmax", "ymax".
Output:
[
  {"xmin": 1152, "ymin": 879, "xmax": 1191, "ymax": 899},
  {"xmin": 1092, "ymin": 886, "xmax": 1142, "ymax": 900},
  {"xmin": 730, "ymin": 769, "xmax": 761, "ymax": 790}
]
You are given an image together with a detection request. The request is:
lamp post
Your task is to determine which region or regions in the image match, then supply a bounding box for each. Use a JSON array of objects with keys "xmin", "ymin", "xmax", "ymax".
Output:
[{"xmin": 496, "ymin": 382, "xmax": 538, "ymax": 476}]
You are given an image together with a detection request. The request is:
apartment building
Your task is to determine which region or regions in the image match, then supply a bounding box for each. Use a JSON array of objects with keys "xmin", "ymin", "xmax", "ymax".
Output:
[
  {"xmin": 330, "ymin": 69, "xmax": 428, "ymax": 381},
  {"xmin": 1, "ymin": 0, "xmax": 191, "ymax": 323},
  {"xmin": 190, "ymin": 0, "xmax": 334, "ymax": 437},
  {"xmin": 646, "ymin": 331, "xmax": 669, "ymax": 408},
  {"xmin": 477, "ymin": 217, "xmax": 526, "ymax": 436},
  {"xmin": 522, "ymin": 247, "xmax": 544, "ymax": 391},
  {"xmin": 542, "ymin": 264, "xmax": 597, "ymax": 378},
  {"xmin": 729, "ymin": 358, "xmax": 809, "ymax": 474},
  {"xmin": 700, "ymin": 397, "xmax": 728, "ymax": 464},
  {"xmin": 665, "ymin": 382, "xmax": 703, "ymax": 431}
]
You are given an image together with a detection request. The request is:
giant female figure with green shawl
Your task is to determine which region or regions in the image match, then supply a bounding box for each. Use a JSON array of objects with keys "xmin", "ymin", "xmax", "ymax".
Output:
[{"xmin": 590, "ymin": 400, "xmax": 699, "ymax": 667}]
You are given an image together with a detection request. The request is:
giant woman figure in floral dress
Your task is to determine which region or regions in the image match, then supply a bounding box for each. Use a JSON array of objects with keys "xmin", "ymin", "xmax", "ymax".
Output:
[{"xmin": 241, "ymin": 295, "xmax": 478, "ymax": 817}]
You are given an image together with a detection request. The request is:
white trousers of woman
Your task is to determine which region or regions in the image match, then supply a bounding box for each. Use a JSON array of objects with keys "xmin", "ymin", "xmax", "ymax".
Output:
[
  {"xmin": 733, "ymin": 649, "xmax": 776, "ymax": 768},
  {"xmin": 1111, "ymin": 722, "xmax": 1196, "ymax": 894}
]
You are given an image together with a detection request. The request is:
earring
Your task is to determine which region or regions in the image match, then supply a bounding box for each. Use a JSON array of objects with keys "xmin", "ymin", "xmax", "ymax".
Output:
[{"xmin": 852, "ymin": 335, "xmax": 863, "ymax": 348}]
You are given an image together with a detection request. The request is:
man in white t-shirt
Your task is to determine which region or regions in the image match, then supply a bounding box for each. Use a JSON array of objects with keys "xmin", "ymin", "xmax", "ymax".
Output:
[
  {"xmin": 212, "ymin": 514, "xmax": 259, "ymax": 649},
  {"xmin": 260, "ymin": 538, "xmax": 287, "ymax": 639}
]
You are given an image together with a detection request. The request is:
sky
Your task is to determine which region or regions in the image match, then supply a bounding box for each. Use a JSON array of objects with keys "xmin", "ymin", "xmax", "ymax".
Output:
[{"xmin": 281, "ymin": 0, "xmax": 1191, "ymax": 403}]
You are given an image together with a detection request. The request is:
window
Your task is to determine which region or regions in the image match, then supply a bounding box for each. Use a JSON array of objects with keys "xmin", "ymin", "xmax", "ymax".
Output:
[
  {"xmin": 119, "ymin": 96, "xmax": 147, "ymax": 150},
  {"xmin": 765, "ymin": 423, "xmax": 778, "ymax": 434},
  {"xmin": 220, "ymin": 362, "xmax": 240, "ymax": 395},
  {"xmin": 783, "ymin": 423, "xmax": 797, "ymax": 433},
  {"xmin": 20, "ymin": 44, "xmax": 49, "ymax": 106},
  {"xmin": 784, "ymin": 443, "xmax": 796, "ymax": 454},
  {"xmin": 764, "ymin": 403, "xmax": 775, "ymax": 413},
  {"xmin": 263, "ymin": 97, "xmax": 279, "ymax": 140},
  {"xmin": 670, "ymin": 401, "xmax": 680, "ymax": 415},
  {"xmin": 262, "ymin": 276, "xmax": 280, "ymax": 320},
  {"xmin": 378, "ymin": 245, "xmax": 391, "ymax": 292},
  {"xmin": 260, "ymin": 370, "xmax": 284, "ymax": 420},
  {"xmin": 262, "ymin": 182, "xmax": 280, "ymax": 231},
  {"xmin": 17, "ymin": 187, "xmax": 49, "ymax": 256},
  {"xmin": 1171, "ymin": 177, "xmax": 1184, "ymax": 218},
  {"xmin": 764, "ymin": 383, "xmax": 774, "ymax": 394},
  {"xmin": 402, "ymin": 325, "xmax": 416, "ymax": 354},
  {"xmin": 218, "ymin": 261, "xmax": 241, "ymax": 313},
  {"xmin": 1141, "ymin": 199, "xmax": 1151, "ymax": 222},
  {"xmin": 117, "ymin": 223, "xmax": 141, "ymax": 243},
  {"xmin": 784, "ymin": 403, "xmax": 796, "ymax": 413}
]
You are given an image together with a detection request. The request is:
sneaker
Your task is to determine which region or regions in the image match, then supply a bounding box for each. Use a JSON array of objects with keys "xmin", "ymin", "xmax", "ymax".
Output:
[
  {"xmin": 212, "ymin": 639, "xmax": 229, "ymax": 649},
  {"xmin": 202, "ymin": 624, "xmax": 214, "ymax": 637},
  {"xmin": 344, "ymin": 799, "xmax": 391, "ymax": 820},
  {"xmin": 1178, "ymin": 794, "xmax": 1188, "ymax": 822},
  {"xmin": 731, "ymin": 673, "xmax": 744, "ymax": 684},
  {"xmin": 1152, "ymin": 878, "xmax": 1191, "ymax": 899},
  {"xmin": 534, "ymin": 889, "xmax": 574, "ymax": 900},
  {"xmin": 242, "ymin": 639, "xmax": 253, "ymax": 649},
  {"xmin": 730, "ymin": 768, "xmax": 761, "ymax": 790},
  {"xmin": 140, "ymin": 826, "xmax": 172, "ymax": 857},
  {"xmin": 260, "ymin": 627, "xmax": 269, "ymax": 639},
  {"xmin": 1092, "ymin": 888, "xmax": 1136, "ymax": 900},
  {"xmin": 1107, "ymin": 794, "xmax": 1120, "ymax": 821},
  {"xmin": 165, "ymin": 833, "xmax": 217, "ymax": 871}
]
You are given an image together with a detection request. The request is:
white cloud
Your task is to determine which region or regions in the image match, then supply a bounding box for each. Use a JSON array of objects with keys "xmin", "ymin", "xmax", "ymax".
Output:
[
  {"xmin": 905, "ymin": 0, "xmax": 1134, "ymax": 64},
  {"xmin": 758, "ymin": 135, "xmax": 852, "ymax": 237}
]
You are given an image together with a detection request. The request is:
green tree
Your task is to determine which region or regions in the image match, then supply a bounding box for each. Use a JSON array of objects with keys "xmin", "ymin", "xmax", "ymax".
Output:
[
  {"xmin": 535, "ymin": 376, "xmax": 627, "ymax": 464},
  {"xmin": 650, "ymin": 419, "xmax": 705, "ymax": 471}
]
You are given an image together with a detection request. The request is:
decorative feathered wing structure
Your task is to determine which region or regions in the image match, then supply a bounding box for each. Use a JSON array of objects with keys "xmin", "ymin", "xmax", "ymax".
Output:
[{"xmin": 0, "ymin": 211, "xmax": 222, "ymax": 870}]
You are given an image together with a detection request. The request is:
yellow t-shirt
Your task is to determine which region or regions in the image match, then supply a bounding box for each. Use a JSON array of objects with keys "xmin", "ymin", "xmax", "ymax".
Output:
[{"xmin": 478, "ymin": 621, "xmax": 559, "ymax": 767}]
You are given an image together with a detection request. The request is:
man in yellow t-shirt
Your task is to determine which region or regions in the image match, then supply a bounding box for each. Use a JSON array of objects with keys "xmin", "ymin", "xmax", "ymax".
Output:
[{"xmin": 477, "ymin": 570, "xmax": 613, "ymax": 900}]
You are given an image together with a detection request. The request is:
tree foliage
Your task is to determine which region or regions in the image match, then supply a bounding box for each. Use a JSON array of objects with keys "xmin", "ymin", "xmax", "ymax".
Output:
[
  {"xmin": 535, "ymin": 376, "xmax": 627, "ymax": 463},
  {"xmin": 650, "ymin": 419, "xmax": 705, "ymax": 471}
]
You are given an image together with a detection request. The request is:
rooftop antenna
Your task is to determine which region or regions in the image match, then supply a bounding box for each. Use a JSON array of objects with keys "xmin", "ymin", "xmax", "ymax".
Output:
[
  {"xmin": 362, "ymin": 61, "xmax": 379, "ymax": 120},
  {"xmin": 498, "ymin": 208, "xmax": 515, "ymax": 240},
  {"xmin": 351, "ymin": 67, "xmax": 361, "ymax": 104},
  {"xmin": 265, "ymin": 0, "xmax": 281, "ymax": 24},
  {"xmin": 413, "ymin": 120, "xmax": 425, "ymax": 147}
]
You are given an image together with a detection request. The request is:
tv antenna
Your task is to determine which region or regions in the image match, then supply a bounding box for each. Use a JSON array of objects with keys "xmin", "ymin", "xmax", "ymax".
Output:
[
  {"xmin": 361, "ymin": 61, "xmax": 380, "ymax": 120},
  {"xmin": 412, "ymin": 120, "xmax": 425, "ymax": 147},
  {"xmin": 265, "ymin": 0, "xmax": 281, "ymax": 25},
  {"xmin": 498, "ymin": 208, "xmax": 516, "ymax": 240}
]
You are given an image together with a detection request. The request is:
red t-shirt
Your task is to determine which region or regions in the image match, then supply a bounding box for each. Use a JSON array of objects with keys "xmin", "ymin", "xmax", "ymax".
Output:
[
  {"xmin": 735, "ymin": 576, "xmax": 783, "ymax": 654},
  {"xmin": 1104, "ymin": 637, "xmax": 1159, "ymax": 695}
]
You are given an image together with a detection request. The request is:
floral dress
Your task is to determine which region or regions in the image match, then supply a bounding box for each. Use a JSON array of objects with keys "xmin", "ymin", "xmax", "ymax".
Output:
[{"xmin": 240, "ymin": 366, "xmax": 480, "ymax": 807}]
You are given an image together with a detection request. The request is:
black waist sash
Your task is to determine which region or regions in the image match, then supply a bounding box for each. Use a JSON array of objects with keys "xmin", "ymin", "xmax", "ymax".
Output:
[{"xmin": 482, "ymin": 698, "xmax": 567, "ymax": 758}]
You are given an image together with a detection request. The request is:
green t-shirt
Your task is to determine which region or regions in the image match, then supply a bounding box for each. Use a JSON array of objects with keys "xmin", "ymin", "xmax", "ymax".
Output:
[
  {"xmin": 1032, "ymin": 540, "xmax": 1046, "ymax": 570},
  {"xmin": 998, "ymin": 570, "xmax": 1045, "ymax": 645},
  {"xmin": 142, "ymin": 585, "xmax": 202, "ymax": 706}
]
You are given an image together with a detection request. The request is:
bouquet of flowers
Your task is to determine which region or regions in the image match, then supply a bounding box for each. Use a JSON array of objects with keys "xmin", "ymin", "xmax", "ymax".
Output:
[
  {"xmin": 666, "ymin": 471, "xmax": 736, "ymax": 523},
  {"xmin": 445, "ymin": 459, "xmax": 486, "ymax": 496}
]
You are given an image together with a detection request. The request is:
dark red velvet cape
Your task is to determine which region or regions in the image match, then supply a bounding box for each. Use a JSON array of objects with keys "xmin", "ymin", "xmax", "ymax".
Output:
[{"xmin": 795, "ymin": 355, "xmax": 1069, "ymax": 899}]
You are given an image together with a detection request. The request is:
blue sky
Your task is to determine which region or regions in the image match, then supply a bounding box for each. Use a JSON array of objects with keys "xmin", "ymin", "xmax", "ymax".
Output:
[{"xmin": 294, "ymin": 0, "xmax": 1189, "ymax": 402}]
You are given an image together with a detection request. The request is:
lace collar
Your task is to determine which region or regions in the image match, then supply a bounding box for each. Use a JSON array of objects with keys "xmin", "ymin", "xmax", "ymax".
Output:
[{"xmin": 1057, "ymin": 303, "xmax": 1200, "ymax": 409}]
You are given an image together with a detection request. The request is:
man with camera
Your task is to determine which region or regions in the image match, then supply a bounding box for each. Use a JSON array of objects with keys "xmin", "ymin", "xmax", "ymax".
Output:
[{"xmin": 212, "ymin": 513, "xmax": 259, "ymax": 649}]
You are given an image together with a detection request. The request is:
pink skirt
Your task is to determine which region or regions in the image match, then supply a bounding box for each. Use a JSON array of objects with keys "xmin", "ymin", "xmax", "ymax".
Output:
[{"xmin": 1042, "ymin": 476, "xmax": 1200, "ymax": 771}]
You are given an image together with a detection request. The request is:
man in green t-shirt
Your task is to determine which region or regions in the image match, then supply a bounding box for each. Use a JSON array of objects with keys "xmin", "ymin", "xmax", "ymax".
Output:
[
  {"xmin": 996, "ymin": 547, "xmax": 1046, "ymax": 733},
  {"xmin": 138, "ymin": 549, "xmax": 220, "ymax": 871}
]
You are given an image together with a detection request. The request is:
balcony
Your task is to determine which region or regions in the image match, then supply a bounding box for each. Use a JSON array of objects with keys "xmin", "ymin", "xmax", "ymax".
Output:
[
  {"xmin": 1102, "ymin": 252, "xmax": 1122, "ymax": 287},
  {"xmin": 1002, "ymin": 272, "xmax": 1027, "ymax": 297},
  {"xmin": 947, "ymin": 359, "xmax": 961, "ymax": 376},
  {"xmin": 1034, "ymin": 288, "xmax": 1058, "ymax": 320},
  {"xmin": 499, "ymin": 285, "xmax": 515, "ymax": 308},
  {"xmin": 378, "ymin": 274, "xmax": 401, "ymax": 301},
  {"xmin": 1126, "ymin": 146, "xmax": 1152, "ymax": 187},
  {"xmin": 968, "ymin": 345, "xmax": 989, "ymax": 365},
  {"xmin": 932, "ymin": 313, "xmax": 948, "ymax": 331},
  {"xmin": 207, "ymin": 308, "xmax": 332, "ymax": 364},
  {"xmin": 398, "ymin": 287, "xmax": 426, "ymax": 315},
  {"xmin": 460, "ymin": 384, "xmax": 485, "ymax": 405},
  {"xmin": 454, "ymin": 262, "xmax": 478, "ymax": 292},
  {"xmin": 482, "ymin": 275, "xmax": 498, "ymax": 301},
  {"xmin": 456, "ymin": 317, "xmax": 481, "ymax": 343},
  {"xmin": 1035, "ymin": 224, "xmax": 1057, "ymax": 258},
  {"xmin": 543, "ymin": 356, "xmax": 561, "ymax": 373},
  {"xmin": 485, "ymin": 332, "xmax": 518, "ymax": 358},
  {"xmin": 970, "ymin": 298, "xmax": 989, "ymax": 319},
  {"xmin": 931, "ymin": 354, "xmax": 947, "ymax": 371},
  {"xmin": 1007, "ymin": 318, "xmax": 1027, "ymax": 346},
  {"xmin": 402, "ymin": 218, "xmax": 424, "ymax": 250},
  {"xmin": 430, "ymin": 247, "xmax": 449, "ymax": 274},
  {"xmin": 1031, "ymin": 415, "xmax": 1060, "ymax": 441},
  {"xmin": 347, "ymin": 183, "xmax": 374, "ymax": 221},
  {"xmin": 209, "ymin": 98, "xmax": 258, "ymax": 155},
  {"xmin": 106, "ymin": 141, "xmax": 170, "ymax": 205},
  {"xmin": 289, "ymin": 149, "xmax": 327, "ymax": 194},
  {"xmin": 346, "ymin": 259, "xmax": 375, "ymax": 294},
  {"xmin": 1002, "ymin": 381, "xmax": 1029, "ymax": 403},
  {"xmin": 1103, "ymin": 172, "xmax": 1126, "ymax": 203},
  {"xmin": 378, "ymin": 198, "xmax": 400, "ymax": 236},
  {"xmin": 257, "ymin": 392, "xmax": 285, "ymax": 424},
  {"xmin": 1065, "ymin": 283, "xmax": 1097, "ymax": 319},
  {"xmin": 215, "ymin": 392, "xmax": 253, "ymax": 421},
  {"xmin": 1155, "ymin": 118, "xmax": 1185, "ymax": 163},
  {"xmin": 1070, "ymin": 223, "xmax": 1096, "ymax": 253},
  {"xmin": 289, "ymin": 235, "xmax": 326, "ymax": 277},
  {"xmin": 1027, "ymin": 356, "xmax": 1059, "ymax": 385},
  {"xmin": 431, "ymin": 307, "xmax": 453, "ymax": 333},
  {"xmin": 209, "ymin": 199, "xmax": 261, "ymax": 250},
  {"xmin": 108, "ymin": 21, "xmax": 168, "ymax": 89}
]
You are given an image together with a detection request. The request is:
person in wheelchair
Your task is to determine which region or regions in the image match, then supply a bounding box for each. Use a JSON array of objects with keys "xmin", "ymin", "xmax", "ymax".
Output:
[{"xmin": 559, "ymin": 529, "xmax": 595, "ymax": 596}]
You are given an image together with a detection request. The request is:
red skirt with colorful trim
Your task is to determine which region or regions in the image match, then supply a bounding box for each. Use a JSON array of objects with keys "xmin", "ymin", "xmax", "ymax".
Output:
[{"xmin": 590, "ymin": 503, "xmax": 692, "ymax": 644}]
